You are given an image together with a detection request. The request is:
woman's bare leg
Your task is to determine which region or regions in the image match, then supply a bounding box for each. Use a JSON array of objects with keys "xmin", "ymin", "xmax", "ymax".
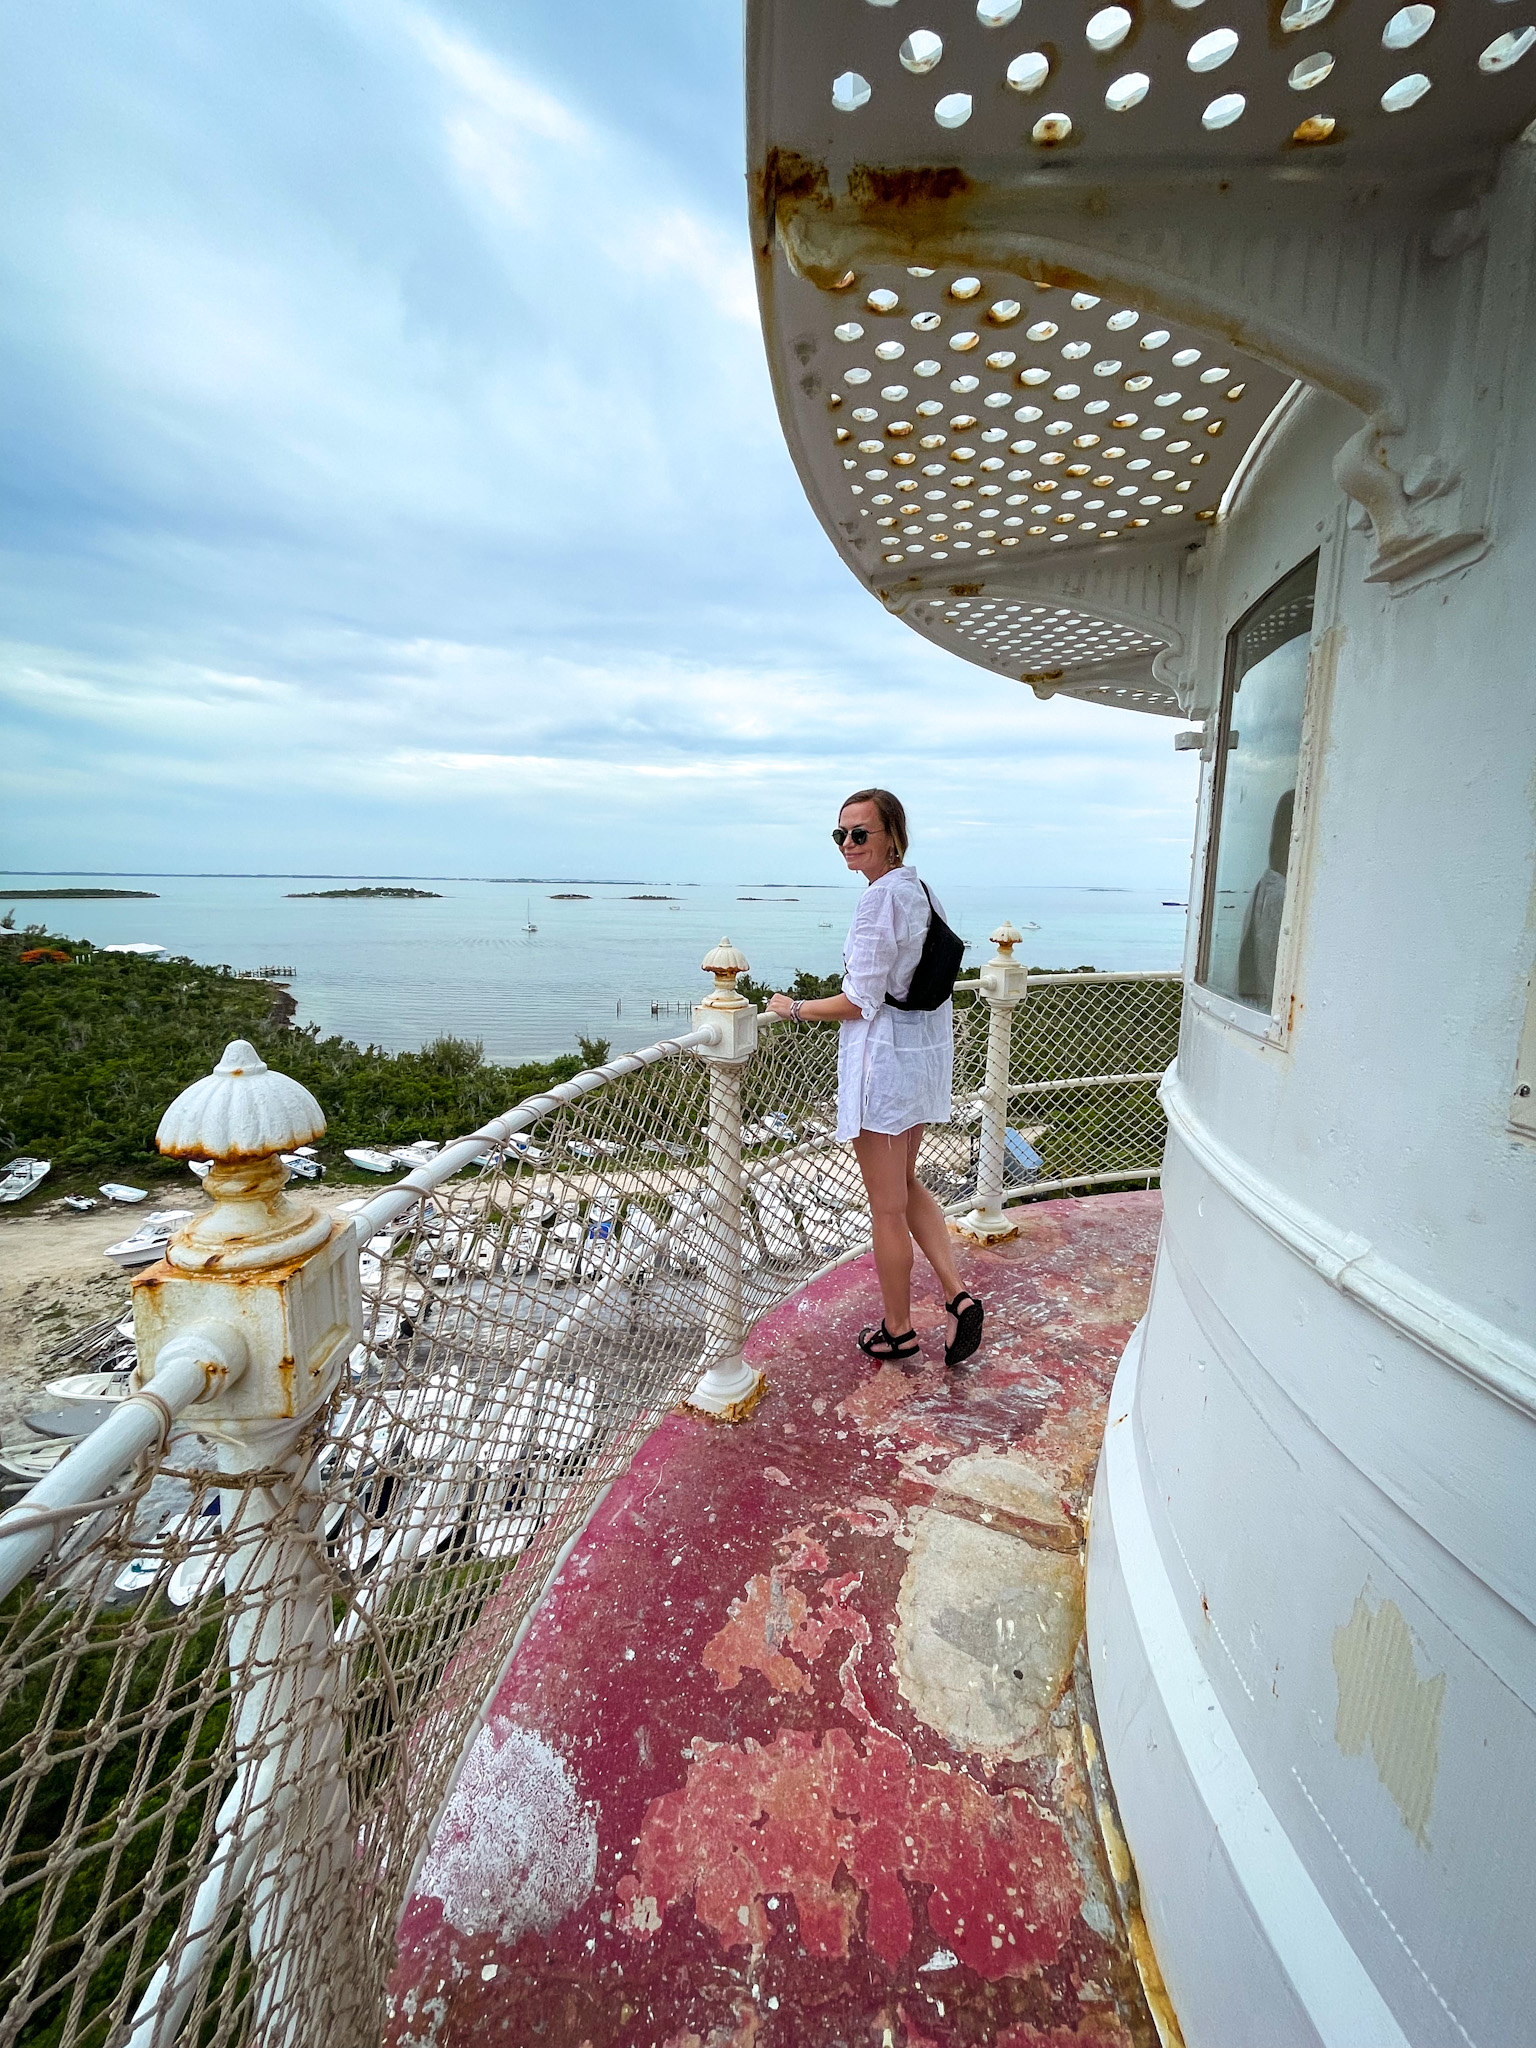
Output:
[
  {"xmin": 902, "ymin": 1125, "xmax": 963, "ymax": 1293},
  {"xmin": 852, "ymin": 1129, "xmax": 915, "ymax": 1336}
]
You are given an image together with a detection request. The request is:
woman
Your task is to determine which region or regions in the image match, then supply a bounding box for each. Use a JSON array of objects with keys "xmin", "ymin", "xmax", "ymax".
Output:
[{"xmin": 766, "ymin": 789, "xmax": 984, "ymax": 1368}]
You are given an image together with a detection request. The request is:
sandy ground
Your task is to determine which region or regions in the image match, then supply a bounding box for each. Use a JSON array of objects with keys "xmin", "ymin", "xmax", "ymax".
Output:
[{"xmin": 0, "ymin": 1180, "xmax": 376, "ymax": 1449}]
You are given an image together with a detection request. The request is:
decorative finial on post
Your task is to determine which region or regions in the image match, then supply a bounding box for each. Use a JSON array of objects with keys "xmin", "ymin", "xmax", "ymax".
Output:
[
  {"xmin": 155, "ymin": 1041, "xmax": 330, "ymax": 1272},
  {"xmin": 701, "ymin": 938, "xmax": 751, "ymax": 1008},
  {"xmin": 990, "ymin": 921, "xmax": 1024, "ymax": 961}
]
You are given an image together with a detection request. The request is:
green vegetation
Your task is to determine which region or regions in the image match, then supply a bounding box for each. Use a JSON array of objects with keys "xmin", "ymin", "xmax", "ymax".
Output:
[
  {"xmin": 0, "ymin": 930, "xmax": 582, "ymax": 1185},
  {"xmin": 576, "ymin": 1036, "xmax": 612, "ymax": 1067},
  {"xmin": 0, "ymin": 890, "xmax": 158, "ymax": 901},
  {"xmin": 0, "ymin": 1589, "xmax": 233, "ymax": 2046},
  {"xmin": 737, "ymin": 966, "xmax": 843, "ymax": 1008},
  {"xmin": 283, "ymin": 887, "xmax": 441, "ymax": 900}
]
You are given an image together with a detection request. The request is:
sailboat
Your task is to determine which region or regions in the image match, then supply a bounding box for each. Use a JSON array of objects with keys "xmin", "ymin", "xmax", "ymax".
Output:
[{"xmin": 524, "ymin": 899, "xmax": 537, "ymax": 933}]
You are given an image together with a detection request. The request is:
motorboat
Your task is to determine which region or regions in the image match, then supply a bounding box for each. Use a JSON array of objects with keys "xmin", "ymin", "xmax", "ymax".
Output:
[
  {"xmin": 390, "ymin": 1141, "xmax": 441, "ymax": 1169},
  {"xmin": 0, "ymin": 1439, "xmax": 72, "ymax": 1483},
  {"xmin": 344, "ymin": 1149, "xmax": 397, "ymax": 1175},
  {"xmin": 99, "ymin": 1183, "xmax": 147, "ymax": 1203},
  {"xmin": 0, "ymin": 1157, "xmax": 49, "ymax": 1202},
  {"xmin": 43, "ymin": 1372, "xmax": 133, "ymax": 1421},
  {"xmin": 281, "ymin": 1151, "xmax": 325, "ymax": 1181},
  {"xmin": 188, "ymin": 1160, "xmax": 211, "ymax": 1179},
  {"xmin": 103, "ymin": 1209, "xmax": 194, "ymax": 1269}
]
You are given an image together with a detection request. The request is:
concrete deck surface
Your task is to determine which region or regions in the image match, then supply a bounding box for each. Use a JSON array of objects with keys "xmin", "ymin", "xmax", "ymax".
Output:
[{"xmin": 388, "ymin": 1190, "xmax": 1164, "ymax": 2048}]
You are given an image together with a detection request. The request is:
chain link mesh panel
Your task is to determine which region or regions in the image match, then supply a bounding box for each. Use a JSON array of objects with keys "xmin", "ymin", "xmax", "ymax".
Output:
[{"xmin": 0, "ymin": 973, "xmax": 1178, "ymax": 2046}]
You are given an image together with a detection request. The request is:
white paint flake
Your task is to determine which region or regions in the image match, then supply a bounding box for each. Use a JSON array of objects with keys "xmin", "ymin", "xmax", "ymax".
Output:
[{"xmin": 417, "ymin": 1719, "xmax": 597, "ymax": 1941}]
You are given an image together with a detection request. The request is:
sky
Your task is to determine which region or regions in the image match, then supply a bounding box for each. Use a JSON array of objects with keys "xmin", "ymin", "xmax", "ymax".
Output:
[{"xmin": 0, "ymin": 0, "xmax": 1200, "ymax": 892}]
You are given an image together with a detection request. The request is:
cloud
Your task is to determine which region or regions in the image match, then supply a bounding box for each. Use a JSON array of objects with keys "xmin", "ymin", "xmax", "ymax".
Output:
[{"xmin": 0, "ymin": 0, "xmax": 1198, "ymax": 892}]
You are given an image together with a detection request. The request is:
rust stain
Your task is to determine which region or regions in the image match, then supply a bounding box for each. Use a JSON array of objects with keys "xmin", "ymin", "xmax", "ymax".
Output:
[
  {"xmin": 754, "ymin": 148, "xmax": 829, "ymax": 232},
  {"xmin": 846, "ymin": 163, "xmax": 973, "ymax": 209},
  {"xmin": 683, "ymin": 1374, "xmax": 769, "ymax": 1426}
]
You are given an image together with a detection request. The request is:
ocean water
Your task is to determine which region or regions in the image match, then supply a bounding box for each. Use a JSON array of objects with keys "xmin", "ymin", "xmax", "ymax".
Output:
[{"xmin": 2, "ymin": 872, "xmax": 1188, "ymax": 1064}]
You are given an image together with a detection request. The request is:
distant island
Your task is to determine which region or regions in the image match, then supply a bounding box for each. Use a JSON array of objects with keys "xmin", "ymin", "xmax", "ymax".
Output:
[
  {"xmin": 549, "ymin": 892, "xmax": 590, "ymax": 900},
  {"xmin": 285, "ymin": 886, "xmax": 442, "ymax": 900},
  {"xmin": 2, "ymin": 888, "xmax": 158, "ymax": 900},
  {"xmin": 738, "ymin": 896, "xmax": 798, "ymax": 902},
  {"xmin": 627, "ymin": 894, "xmax": 677, "ymax": 901}
]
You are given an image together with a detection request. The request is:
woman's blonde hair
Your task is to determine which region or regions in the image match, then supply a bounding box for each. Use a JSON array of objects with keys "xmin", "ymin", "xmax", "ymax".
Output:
[{"xmin": 841, "ymin": 787, "xmax": 908, "ymax": 863}]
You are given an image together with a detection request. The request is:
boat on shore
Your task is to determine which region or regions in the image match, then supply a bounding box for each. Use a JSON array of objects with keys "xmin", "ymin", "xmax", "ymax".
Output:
[
  {"xmin": 344, "ymin": 1148, "xmax": 397, "ymax": 1175},
  {"xmin": 99, "ymin": 1183, "xmax": 147, "ymax": 1203},
  {"xmin": 0, "ymin": 1157, "xmax": 49, "ymax": 1203},
  {"xmin": 0, "ymin": 1439, "xmax": 73, "ymax": 1484},
  {"xmin": 103, "ymin": 1209, "xmax": 194, "ymax": 1268},
  {"xmin": 43, "ymin": 1372, "xmax": 133, "ymax": 1420}
]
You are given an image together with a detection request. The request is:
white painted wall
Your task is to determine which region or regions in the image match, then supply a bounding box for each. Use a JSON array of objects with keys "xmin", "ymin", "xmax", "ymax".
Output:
[{"xmin": 1088, "ymin": 158, "xmax": 1536, "ymax": 2048}]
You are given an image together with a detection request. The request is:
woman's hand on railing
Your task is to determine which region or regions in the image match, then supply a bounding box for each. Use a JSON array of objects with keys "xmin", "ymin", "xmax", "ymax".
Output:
[{"xmin": 765, "ymin": 991, "xmax": 862, "ymax": 1024}]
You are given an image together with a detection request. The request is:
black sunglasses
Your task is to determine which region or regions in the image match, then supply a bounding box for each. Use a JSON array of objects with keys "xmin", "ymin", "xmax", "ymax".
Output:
[{"xmin": 831, "ymin": 825, "xmax": 877, "ymax": 848}]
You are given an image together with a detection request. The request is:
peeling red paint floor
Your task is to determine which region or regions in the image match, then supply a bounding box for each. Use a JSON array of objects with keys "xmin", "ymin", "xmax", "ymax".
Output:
[{"xmin": 388, "ymin": 1191, "xmax": 1163, "ymax": 2048}]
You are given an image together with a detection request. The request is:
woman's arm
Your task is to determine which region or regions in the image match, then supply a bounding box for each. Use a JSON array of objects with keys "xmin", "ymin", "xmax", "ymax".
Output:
[{"xmin": 765, "ymin": 990, "xmax": 861, "ymax": 1022}]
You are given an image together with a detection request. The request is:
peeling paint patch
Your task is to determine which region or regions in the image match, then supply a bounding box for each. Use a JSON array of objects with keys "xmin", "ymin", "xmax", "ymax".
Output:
[
  {"xmin": 938, "ymin": 1450, "xmax": 1074, "ymax": 1534},
  {"xmin": 416, "ymin": 1719, "xmax": 597, "ymax": 1940},
  {"xmin": 702, "ymin": 1562, "xmax": 869, "ymax": 1694},
  {"xmin": 1333, "ymin": 1591, "xmax": 1444, "ymax": 1844},
  {"xmin": 897, "ymin": 1510, "xmax": 1083, "ymax": 1757},
  {"xmin": 616, "ymin": 1710, "xmax": 1079, "ymax": 1977}
]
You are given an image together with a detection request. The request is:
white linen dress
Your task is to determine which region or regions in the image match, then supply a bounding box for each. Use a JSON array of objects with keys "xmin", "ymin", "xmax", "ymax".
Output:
[{"xmin": 834, "ymin": 865, "xmax": 954, "ymax": 1143}]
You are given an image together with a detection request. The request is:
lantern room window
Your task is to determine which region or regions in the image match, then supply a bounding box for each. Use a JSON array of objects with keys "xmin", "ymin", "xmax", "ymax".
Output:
[{"xmin": 1197, "ymin": 555, "xmax": 1317, "ymax": 1013}]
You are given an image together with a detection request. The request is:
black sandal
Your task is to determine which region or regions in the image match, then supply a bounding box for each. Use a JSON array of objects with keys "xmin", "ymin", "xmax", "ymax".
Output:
[
  {"xmin": 944, "ymin": 1291, "xmax": 984, "ymax": 1368},
  {"xmin": 858, "ymin": 1320, "xmax": 920, "ymax": 1363}
]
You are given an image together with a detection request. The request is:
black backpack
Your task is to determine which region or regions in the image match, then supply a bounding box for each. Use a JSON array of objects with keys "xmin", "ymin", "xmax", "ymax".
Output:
[{"xmin": 885, "ymin": 881, "xmax": 965, "ymax": 1013}]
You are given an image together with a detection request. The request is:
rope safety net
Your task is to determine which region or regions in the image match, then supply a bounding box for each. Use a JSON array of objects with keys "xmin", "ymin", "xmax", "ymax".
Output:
[{"xmin": 0, "ymin": 974, "xmax": 1177, "ymax": 2046}]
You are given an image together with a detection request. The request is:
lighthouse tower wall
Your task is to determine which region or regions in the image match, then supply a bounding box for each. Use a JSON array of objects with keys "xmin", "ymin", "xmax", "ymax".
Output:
[{"xmin": 1087, "ymin": 255, "xmax": 1536, "ymax": 2047}]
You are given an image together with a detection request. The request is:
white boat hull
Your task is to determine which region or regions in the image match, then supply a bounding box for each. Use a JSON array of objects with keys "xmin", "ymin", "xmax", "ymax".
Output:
[{"xmin": 0, "ymin": 1158, "xmax": 50, "ymax": 1202}]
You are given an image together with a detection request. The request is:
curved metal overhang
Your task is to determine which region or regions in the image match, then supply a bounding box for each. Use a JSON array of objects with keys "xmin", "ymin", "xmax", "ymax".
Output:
[{"xmin": 748, "ymin": 0, "xmax": 1536, "ymax": 716}]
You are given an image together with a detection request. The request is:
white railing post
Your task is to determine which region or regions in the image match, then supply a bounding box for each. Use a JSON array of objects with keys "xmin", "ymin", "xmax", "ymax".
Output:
[
  {"xmin": 686, "ymin": 939, "xmax": 764, "ymax": 1420},
  {"xmin": 124, "ymin": 1041, "xmax": 362, "ymax": 2048},
  {"xmin": 955, "ymin": 922, "xmax": 1029, "ymax": 1245}
]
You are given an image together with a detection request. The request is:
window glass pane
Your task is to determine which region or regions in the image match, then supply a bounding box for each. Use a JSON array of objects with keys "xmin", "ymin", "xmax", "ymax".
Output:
[{"xmin": 1199, "ymin": 556, "xmax": 1316, "ymax": 1011}]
